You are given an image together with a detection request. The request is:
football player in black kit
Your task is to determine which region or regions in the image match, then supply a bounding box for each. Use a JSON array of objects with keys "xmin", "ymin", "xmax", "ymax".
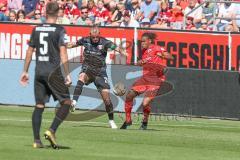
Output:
[
  {"xmin": 20, "ymin": 1, "xmax": 72, "ymax": 149},
  {"xmin": 67, "ymin": 25, "xmax": 126, "ymax": 129}
]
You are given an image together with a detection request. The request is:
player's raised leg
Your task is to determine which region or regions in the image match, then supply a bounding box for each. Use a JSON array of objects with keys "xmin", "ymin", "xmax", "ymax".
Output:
[
  {"xmin": 44, "ymin": 99, "xmax": 72, "ymax": 149},
  {"xmin": 120, "ymin": 90, "xmax": 138, "ymax": 129},
  {"xmin": 71, "ymin": 72, "xmax": 89, "ymax": 112}
]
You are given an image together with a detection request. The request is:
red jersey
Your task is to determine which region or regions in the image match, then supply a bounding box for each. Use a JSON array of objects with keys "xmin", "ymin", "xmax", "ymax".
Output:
[
  {"xmin": 94, "ymin": 7, "xmax": 110, "ymax": 23},
  {"xmin": 64, "ymin": 4, "xmax": 80, "ymax": 18},
  {"xmin": 36, "ymin": 3, "xmax": 45, "ymax": 16},
  {"xmin": 142, "ymin": 45, "xmax": 166, "ymax": 83}
]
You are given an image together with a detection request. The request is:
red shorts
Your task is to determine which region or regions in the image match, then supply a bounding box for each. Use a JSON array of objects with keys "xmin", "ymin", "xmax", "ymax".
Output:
[{"xmin": 131, "ymin": 76, "xmax": 165, "ymax": 99}]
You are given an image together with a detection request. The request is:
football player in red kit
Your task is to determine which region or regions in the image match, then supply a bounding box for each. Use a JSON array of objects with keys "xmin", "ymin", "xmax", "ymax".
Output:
[{"xmin": 120, "ymin": 32, "xmax": 174, "ymax": 130}]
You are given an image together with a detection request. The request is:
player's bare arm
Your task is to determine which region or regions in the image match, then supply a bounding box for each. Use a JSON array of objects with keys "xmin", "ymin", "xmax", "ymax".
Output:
[
  {"xmin": 19, "ymin": 46, "xmax": 34, "ymax": 86},
  {"xmin": 112, "ymin": 45, "xmax": 128, "ymax": 56},
  {"xmin": 67, "ymin": 42, "xmax": 79, "ymax": 48},
  {"xmin": 157, "ymin": 51, "xmax": 174, "ymax": 60},
  {"xmin": 60, "ymin": 46, "xmax": 72, "ymax": 86}
]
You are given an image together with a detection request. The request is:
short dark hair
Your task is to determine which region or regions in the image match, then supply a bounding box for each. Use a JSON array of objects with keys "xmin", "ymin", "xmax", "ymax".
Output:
[
  {"xmin": 142, "ymin": 32, "xmax": 157, "ymax": 43},
  {"xmin": 80, "ymin": 6, "xmax": 88, "ymax": 11},
  {"xmin": 46, "ymin": 1, "xmax": 59, "ymax": 17}
]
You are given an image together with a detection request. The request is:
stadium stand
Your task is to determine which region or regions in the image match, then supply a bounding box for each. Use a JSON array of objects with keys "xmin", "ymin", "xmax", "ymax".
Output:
[{"xmin": 0, "ymin": 0, "xmax": 239, "ymax": 31}]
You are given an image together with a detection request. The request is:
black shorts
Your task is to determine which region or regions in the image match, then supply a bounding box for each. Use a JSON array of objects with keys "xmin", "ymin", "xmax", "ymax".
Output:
[
  {"xmin": 34, "ymin": 73, "xmax": 70, "ymax": 104},
  {"xmin": 81, "ymin": 65, "xmax": 110, "ymax": 91}
]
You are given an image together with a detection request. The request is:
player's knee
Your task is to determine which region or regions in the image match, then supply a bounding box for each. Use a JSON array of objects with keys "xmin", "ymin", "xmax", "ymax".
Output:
[
  {"xmin": 61, "ymin": 99, "xmax": 72, "ymax": 106},
  {"xmin": 79, "ymin": 73, "xmax": 88, "ymax": 83},
  {"xmin": 142, "ymin": 99, "xmax": 152, "ymax": 107},
  {"xmin": 36, "ymin": 103, "xmax": 45, "ymax": 108},
  {"xmin": 126, "ymin": 90, "xmax": 137, "ymax": 101}
]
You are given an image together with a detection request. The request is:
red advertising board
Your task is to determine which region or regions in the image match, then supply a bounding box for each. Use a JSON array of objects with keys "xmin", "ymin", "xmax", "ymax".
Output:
[
  {"xmin": 0, "ymin": 23, "xmax": 134, "ymax": 64},
  {"xmin": 137, "ymin": 29, "xmax": 230, "ymax": 70},
  {"xmin": 1, "ymin": 23, "xmax": 240, "ymax": 70},
  {"xmin": 231, "ymin": 34, "xmax": 240, "ymax": 71}
]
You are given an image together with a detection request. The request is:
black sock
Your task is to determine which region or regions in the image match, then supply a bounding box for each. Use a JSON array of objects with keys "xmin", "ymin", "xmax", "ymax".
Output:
[
  {"xmin": 105, "ymin": 102, "xmax": 114, "ymax": 120},
  {"xmin": 32, "ymin": 107, "xmax": 44, "ymax": 140},
  {"xmin": 50, "ymin": 104, "xmax": 70, "ymax": 133},
  {"xmin": 73, "ymin": 80, "xmax": 84, "ymax": 101}
]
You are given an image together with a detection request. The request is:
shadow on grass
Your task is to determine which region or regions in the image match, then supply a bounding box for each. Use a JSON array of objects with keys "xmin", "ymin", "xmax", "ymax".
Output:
[
  {"xmin": 72, "ymin": 124, "xmax": 109, "ymax": 129},
  {"xmin": 26, "ymin": 145, "xmax": 71, "ymax": 150},
  {"xmin": 119, "ymin": 128, "xmax": 169, "ymax": 132}
]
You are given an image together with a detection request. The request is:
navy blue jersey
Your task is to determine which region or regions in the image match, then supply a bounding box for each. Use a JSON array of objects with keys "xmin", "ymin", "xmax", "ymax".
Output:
[
  {"xmin": 76, "ymin": 36, "xmax": 116, "ymax": 66},
  {"xmin": 29, "ymin": 23, "xmax": 67, "ymax": 76}
]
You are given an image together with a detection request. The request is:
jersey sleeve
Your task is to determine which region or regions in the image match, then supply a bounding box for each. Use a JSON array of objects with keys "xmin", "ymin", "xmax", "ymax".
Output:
[
  {"xmin": 104, "ymin": 40, "xmax": 116, "ymax": 50},
  {"xmin": 58, "ymin": 27, "xmax": 67, "ymax": 46},
  {"xmin": 28, "ymin": 27, "xmax": 36, "ymax": 48},
  {"xmin": 155, "ymin": 46, "xmax": 166, "ymax": 54},
  {"xmin": 76, "ymin": 37, "xmax": 86, "ymax": 46}
]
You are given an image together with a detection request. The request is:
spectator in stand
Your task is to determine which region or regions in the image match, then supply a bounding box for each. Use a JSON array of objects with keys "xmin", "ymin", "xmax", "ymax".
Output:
[
  {"xmin": 198, "ymin": 18, "xmax": 212, "ymax": 31},
  {"xmin": 107, "ymin": 0, "xmax": 117, "ymax": 18},
  {"xmin": 57, "ymin": 7, "xmax": 71, "ymax": 24},
  {"xmin": 184, "ymin": 0, "xmax": 203, "ymax": 28},
  {"xmin": 151, "ymin": 17, "xmax": 169, "ymax": 29},
  {"xmin": 137, "ymin": 0, "xmax": 160, "ymax": 24},
  {"xmin": 26, "ymin": 9, "xmax": 44, "ymax": 23},
  {"xmin": 171, "ymin": 0, "xmax": 188, "ymax": 29},
  {"xmin": 64, "ymin": 0, "xmax": 80, "ymax": 24},
  {"xmin": 76, "ymin": 6, "xmax": 93, "ymax": 25},
  {"xmin": 202, "ymin": 1, "xmax": 216, "ymax": 28},
  {"xmin": 94, "ymin": 0, "xmax": 110, "ymax": 26},
  {"xmin": 0, "ymin": 0, "xmax": 8, "ymax": 21},
  {"xmin": 36, "ymin": 0, "xmax": 46, "ymax": 17},
  {"xmin": 57, "ymin": 0, "xmax": 66, "ymax": 8},
  {"xmin": 120, "ymin": 10, "xmax": 140, "ymax": 27},
  {"xmin": 87, "ymin": 0, "xmax": 96, "ymax": 22},
  {"xmin": 140, "ymin": 17, "xmax": 151, "ymax": 28},
  {"xmin": 7, "ymin": 0, "xmax": 22, "ymax": 12},
  {"xmin": 110, "ymin": 2, "xmax": 126, "ymax": 26},
  {"xmin": 185, "ymin": 16, "xmax": 196, "ymax": 30},
  {"xmin": 158, "ymin": 1, "xmax": 173, "ymax": 25},
  {"xmin": 127, "ymin": 0, "xmax": 141, "ymax": 21},
  {"xmin": 215, "ymin": 1, "xmax": 236, "ymax": 31},
  {"xmin": 233, "ymin": 4, "xmax": 240, "ymax": 32},
  {"xmin": 16, "ymin": 9, "xmax": 26, "ymax": 22},
  {"xmin": 22, "ymin": 0, "xmax": 39, "ymax": 18},
  {"xmin": 8, "ymin": 9, "xmax": 16, "ymax": 21}
]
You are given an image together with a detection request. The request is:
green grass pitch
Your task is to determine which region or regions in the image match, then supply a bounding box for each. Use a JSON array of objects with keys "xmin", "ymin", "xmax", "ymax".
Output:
[{"xmin": 0, "ymin": 105, "xmax": 240, "ymax": 160}]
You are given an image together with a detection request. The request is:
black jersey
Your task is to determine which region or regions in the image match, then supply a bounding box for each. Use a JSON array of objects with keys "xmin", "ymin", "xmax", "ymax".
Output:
[
  {"xmin": 76, "ymin": 36, "xmax": 115, "ymax": 67},
  {"xmin": 29, "ymin": 23, "xmax": 67, "ymax": 76}
]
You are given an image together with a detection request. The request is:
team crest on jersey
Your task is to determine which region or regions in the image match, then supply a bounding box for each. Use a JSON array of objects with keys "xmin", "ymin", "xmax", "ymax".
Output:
[{"xmin": 97, "ymin": 45, "xmax": 103, "ymax": 50}]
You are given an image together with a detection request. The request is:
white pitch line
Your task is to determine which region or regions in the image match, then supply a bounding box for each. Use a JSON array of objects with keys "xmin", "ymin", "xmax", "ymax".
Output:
[{"xmin": 0, "ymin": 118, "xmax": 239, "ymax": 129}]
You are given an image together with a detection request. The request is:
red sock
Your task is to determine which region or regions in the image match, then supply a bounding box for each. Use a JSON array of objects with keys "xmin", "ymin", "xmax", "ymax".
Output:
[
  {"xmin": 125, "ymin": 99, "xmax": 133, "ymax": 123},
  {"xmin": 143, "ymin": 105, "xmax": 151, "ymax": 123}
]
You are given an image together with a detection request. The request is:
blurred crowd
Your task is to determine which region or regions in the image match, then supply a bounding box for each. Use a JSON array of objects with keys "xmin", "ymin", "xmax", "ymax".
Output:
[{"xmin": 0, "ymin": 0, "xmax": 240, "ymax": 31}]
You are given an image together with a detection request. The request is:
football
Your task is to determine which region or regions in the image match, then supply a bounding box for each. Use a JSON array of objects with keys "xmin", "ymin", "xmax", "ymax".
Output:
[{"xmin": 113, "ymin": 82, "xmax": 127, "ymax": 96}]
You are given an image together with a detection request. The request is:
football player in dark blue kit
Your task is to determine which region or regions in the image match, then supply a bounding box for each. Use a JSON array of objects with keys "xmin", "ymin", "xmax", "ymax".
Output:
[
  {"xmin": 20, "ymin": 1, "xmax": 72, "ymax": 149},
  {"xmin": 67, "ymin": 25, "xmax": 126, "ymax": 129}
]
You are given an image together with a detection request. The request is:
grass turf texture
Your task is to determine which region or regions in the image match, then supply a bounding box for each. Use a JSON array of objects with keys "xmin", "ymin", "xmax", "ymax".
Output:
[{"xmin": 0, "ymin": 105, "xmax": 240, "ymax": 160}]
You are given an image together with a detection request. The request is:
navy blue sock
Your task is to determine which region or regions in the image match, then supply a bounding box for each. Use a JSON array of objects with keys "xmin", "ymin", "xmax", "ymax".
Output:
[
  {"xmin": 32, "ymin": 107, "xmax": 44, "ymax": 140},
  {"xmin": 50, "ymin": 104, "xmax": 70, "ymax": 132},
  {"xmin": 73, "ymin": 80, "xmax": 84, "ymax": 101}
]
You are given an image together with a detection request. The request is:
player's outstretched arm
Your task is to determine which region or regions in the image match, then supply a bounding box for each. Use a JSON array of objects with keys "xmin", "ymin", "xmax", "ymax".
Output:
[
  {"xmin": 114, "ymin": 46, "xmax": 128, "ymax": 56},
  {"xmin": 157, "ymin": 51, "xmax": 174, "ymax": 60},
  {"xmin": 66, "ymin": 42, "xmax": 79, "ymax": 48},
  {"xmin": 60, "ymin": 46, "xmax": 72, "ymax": 87},
  {"xmin": 20, "ymin": 46, "xmax": 34, "ymax": 86}
]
